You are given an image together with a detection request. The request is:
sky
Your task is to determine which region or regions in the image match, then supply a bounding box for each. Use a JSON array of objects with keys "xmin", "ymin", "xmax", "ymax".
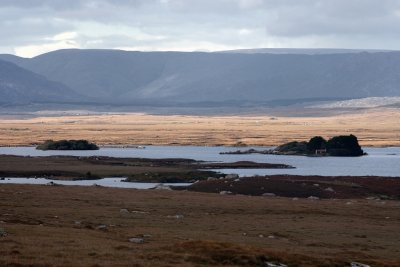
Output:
[{"xmin": 2, "ymin": 0, "xmax": 400, "ymax": 57}]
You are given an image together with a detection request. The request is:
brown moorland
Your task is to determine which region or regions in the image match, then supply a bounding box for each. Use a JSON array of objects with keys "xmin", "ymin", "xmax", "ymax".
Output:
[
  {"xmin": 0, "ymin": 108, "xmax": 399, "ymax": 147},
  {"xmin": 185, "ymin": 175, "xmax": 400, "ymax": 199},
  {"xmin": 0, "ymin": 184, "xmax": 400, "ymax": 266}
]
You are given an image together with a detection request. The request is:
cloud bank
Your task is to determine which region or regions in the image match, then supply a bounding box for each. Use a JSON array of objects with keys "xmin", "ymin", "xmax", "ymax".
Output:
[{"xmin": 1, "ymin": 0, "xmax": 400, "ymax": 57}]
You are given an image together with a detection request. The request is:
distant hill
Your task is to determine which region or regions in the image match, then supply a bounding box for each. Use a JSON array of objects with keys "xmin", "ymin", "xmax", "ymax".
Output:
[
  {"xmin": 220, "ymin": 48, "xmax": 394, "ymax": 55},
  {"xmin": 0, "ymin": 49, "xmax": 399, "ymax": 107},
  {"xmin": 0, "ymin": 59, "xmax": 83, "ymax": 105}
]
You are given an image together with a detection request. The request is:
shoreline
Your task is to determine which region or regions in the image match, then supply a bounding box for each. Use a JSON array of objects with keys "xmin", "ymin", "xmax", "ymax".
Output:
[
  {"xmin": 1, "ymin": 174, "xmax": 400, "ymax": 200},
  {"xmin": 0, "ymin": 154, "xmax": 398, "ymax": 200},
  {"xmin": 0, "ymin": 144, "xmax": 399, "ymax": 148},
  {"xmin": 0, "ymin": 154, "xmax": 293, "ymax": 181}
]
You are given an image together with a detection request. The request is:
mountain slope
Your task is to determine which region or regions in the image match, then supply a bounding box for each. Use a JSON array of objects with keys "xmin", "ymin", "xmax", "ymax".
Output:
[
  {"xmin": 220, "ymin": 48, "xmax": 394, "ymax": 55},
  {"xmin": 1, "ymin": 49, "xmax": 399, "ymax": 106},
  {"xmin": 0, "ymin": 59, "xmax": 83, "ymax": 104}
]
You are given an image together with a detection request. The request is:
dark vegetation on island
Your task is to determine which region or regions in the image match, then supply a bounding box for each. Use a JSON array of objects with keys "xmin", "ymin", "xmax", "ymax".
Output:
[
  {"xmin": 221, "ymin": 134, "xmax": 365, "ymax": 156},
  {"xmin": 36, "ymin": 139, "xmax": 99, "ymax": 151},
  {"xmin": 0, "ymin": 155, "xmax": 292, "ymax": 182}
]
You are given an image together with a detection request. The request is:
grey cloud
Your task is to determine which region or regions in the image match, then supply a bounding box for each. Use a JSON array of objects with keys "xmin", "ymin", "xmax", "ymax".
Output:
[
  {"xmin": 0, "ymin": 0, "xmax": 84, "ymax": 9},
  {"xmin": 0, "ymin": 7, "xmax": 72, "ymax": 45},
  {"xmin": 0, "ymin": 0, "xmax": 149, "ymax": 9},
  {"xmin": 1, "ymin": 0, "xmax": 400, "ymax": 56},
  {"xmin": 264, "ymin": 1, "xmax": 400, "ymax": 38}
]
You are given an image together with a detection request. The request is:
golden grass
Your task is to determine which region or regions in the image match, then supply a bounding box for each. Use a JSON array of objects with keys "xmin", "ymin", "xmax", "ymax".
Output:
[{"xmin": 0, "ymin": 108, "xmax": 399, "ymax": 147}]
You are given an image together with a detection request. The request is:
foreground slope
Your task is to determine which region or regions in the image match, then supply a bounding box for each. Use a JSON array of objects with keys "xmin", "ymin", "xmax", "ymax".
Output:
[{"xmin": 0, "ymin": 184, "xmax": 399, "ymax": 266}]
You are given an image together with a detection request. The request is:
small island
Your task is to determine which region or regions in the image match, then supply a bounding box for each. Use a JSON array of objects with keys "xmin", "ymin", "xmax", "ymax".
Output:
[
  {"xmin": 36, "ymin": 140, "xmax": 99, "ymax": 151},
  {"xmin": 221, "ymin": 135, "xmax": 365, "ymax": 157}
]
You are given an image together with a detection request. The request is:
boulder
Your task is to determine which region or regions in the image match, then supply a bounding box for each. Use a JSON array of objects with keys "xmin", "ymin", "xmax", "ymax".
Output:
[
  {"xmin": 129, "ymin": 237, "xmax": 145, "ymax": 244},
  {"xmin": 265, "ymin": 262, "xmax": 287, "ymax": 267},
  {"xmin": 96, "ymin": 224, "xmax": 108, "ymax": 231},
  {"xmin": 120, "ymin": 209, "xmax": 130, "ymax": 214},
  {"xmin": 351, "ymin": 262, "xmax": 371, "ymax": 267},
  {"xmin": 154, "ymin": 184, "xmax": 172, "ymax": 190},
  {"xmin": 225, "ymin": 174, "xmax": 239, "ymax": 179},
  {"xmin": 0, "ymin": 228, "xmax": 7, "ymax": 237}
]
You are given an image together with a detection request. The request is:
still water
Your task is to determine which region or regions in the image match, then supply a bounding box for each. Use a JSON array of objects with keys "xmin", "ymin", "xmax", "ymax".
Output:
[
  {"xmin": 0, "ymin": 146, "xmax": 398, "ymax": 177},
  {"xmin": 0, "ymin": 177, "xmax": 190, "ymax": 189}
]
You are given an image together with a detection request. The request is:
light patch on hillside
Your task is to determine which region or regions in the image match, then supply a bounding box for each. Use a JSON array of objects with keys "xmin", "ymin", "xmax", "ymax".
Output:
[{"xmin": 311, "ymin": 97, "xmax": 400, "ymax": 108}]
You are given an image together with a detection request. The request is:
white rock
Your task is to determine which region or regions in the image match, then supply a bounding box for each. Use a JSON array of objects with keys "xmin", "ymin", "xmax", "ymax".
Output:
[
  {"xmin": 154, "ymin": 184, "xmax": 172, "ymax": 190},
  {"xmin": 96, "ymin": 224, "xmax": 108, "ymax": 231},
  {"xmin": 351, "ymin": 262, "xmax": 371, "ymax": 267},
  {"xmin": 266, "ymin": 262, "xmax": 287, "ymax": 267},
  {"xmin": 225, "ymin": 174, "xmax": 239, "ymax": 179},
  {"xmin": 129, "ymin": 237, "xmax": 145, "ymax": 244}
]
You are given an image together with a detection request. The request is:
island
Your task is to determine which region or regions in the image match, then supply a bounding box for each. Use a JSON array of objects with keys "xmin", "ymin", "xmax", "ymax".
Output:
[
  {"xmin": 36, "ymin": 139, "xmax": 99, "ymax": 151},
  {"xmin": 221, "ymin": 134, "xmax": 365, "ymax": 157},
  {"xmin": 0, "ymin": 155, "xmax": 294, "ymax": 182}
]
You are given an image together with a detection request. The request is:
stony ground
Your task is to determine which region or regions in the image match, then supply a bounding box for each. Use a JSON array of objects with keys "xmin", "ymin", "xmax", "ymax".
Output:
[
  {"xmin": 185, "ymin": 175, "xmax": 400, "ymax": 199},
  {"xmin": 0, "ymin": 184, "xmax": 399, "ymax": 266}
]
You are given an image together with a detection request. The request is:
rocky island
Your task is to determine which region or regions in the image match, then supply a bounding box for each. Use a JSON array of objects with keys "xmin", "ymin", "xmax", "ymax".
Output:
[
  {"xmin": 221, "ymin": 135, "xmax": 365, "ymax": 157},
  {"xmin": 36, "ymin": 139, "xmax": 99, "ymax": 151}
]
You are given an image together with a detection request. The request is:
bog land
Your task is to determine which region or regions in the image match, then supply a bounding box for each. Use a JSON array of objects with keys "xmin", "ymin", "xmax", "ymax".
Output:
[
  {"xmin": 0, "ymin": 108, "xmax": 399, "ymax": 147},
  {"xmin": 0, "ymin": 108, "xmax": 400, "ymax": 266},
  {"xmin": 0, "ymin": 184, "xmax": 399, "ymax": 266}
]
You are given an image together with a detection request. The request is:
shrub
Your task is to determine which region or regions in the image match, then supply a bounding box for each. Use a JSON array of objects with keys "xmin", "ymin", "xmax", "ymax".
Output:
[
  {"xmin": 274, "ymin": 141, "xmax": 308, "ymax": 154},
  {"xmin": 307, "ymin": 136, "xmax": 327, "ymax": 153},
  {"xmin": 326, "ymin": 135, "xmax": 363, "ymax": 156},
  {"xmin": 36, "ymin": 140, "xmax": 99, "ymax": 150}
]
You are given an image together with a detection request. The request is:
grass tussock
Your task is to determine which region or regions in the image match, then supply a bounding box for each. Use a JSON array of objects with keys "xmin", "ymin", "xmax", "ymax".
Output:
[{"xmin": 169, "ymin": 240, "xmax": 328, "ymax": 266}]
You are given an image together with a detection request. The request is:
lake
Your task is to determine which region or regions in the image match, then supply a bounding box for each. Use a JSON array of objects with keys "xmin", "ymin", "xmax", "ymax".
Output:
[
  {"xmin": 0, "ymin": 146, "xmax": 398, "ymax": 177},
  {"xmin": 0, "ymin": 177, "xmax": 190, "ymax": 189}
]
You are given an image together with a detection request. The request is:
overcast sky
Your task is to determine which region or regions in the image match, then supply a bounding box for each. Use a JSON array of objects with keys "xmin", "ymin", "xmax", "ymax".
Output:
[{"xmin": 2, "ymin": 0, "xmax": 400, "ymax": 57}]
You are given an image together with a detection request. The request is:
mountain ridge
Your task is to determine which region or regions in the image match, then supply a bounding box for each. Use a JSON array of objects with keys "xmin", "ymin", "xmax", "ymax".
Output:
[
  {"xmin": 0, "ymin": 58, "xmax": 84, "ymax": 104},
  {"xmin": 0, "ymin": 49, "xmax": 399, "ymax": 107}
]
